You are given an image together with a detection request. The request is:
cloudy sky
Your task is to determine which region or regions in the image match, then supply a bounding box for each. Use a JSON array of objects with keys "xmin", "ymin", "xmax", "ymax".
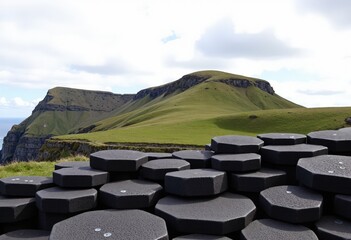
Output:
[{"xmin": 1, "ymin": 0, "xmax": 351, "ymax": 118}]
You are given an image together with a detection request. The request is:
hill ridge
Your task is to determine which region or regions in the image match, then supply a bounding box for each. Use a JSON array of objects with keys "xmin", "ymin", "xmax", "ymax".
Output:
[
  {"xmin": 33, "ymin": 87, "xmax": 134, "ymax": 113},
  {"xmin": 134, "ymin": 70, "xmax": 274, "ymax": 100},
  {"xmin": 1, "ymin": 70, "xmax": 301, "ymax": 163}
]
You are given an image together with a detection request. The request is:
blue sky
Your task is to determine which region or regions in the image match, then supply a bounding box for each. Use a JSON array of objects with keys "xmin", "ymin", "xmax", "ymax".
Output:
[{"xmin": 1, "ymin": 0, "xmax": 351, "ymax": 118}]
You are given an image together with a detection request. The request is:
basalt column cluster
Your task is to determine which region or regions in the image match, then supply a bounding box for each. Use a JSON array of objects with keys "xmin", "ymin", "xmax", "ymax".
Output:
[{"xmin": 0, "ymin": 128, "xmax": 351, "ymax": 239}]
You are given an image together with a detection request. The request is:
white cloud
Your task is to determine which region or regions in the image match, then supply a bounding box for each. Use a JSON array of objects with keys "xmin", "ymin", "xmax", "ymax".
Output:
[
  {"xmin": 0, "ymin": 0, "xmax": 351, "ymax": 118},
  {"xmin": 196, "ymin": 18, "xmax": 300, "ymax": 59},
  {"xmin": 0, "ymin": 97, "xmax": 9, "ymax": 106},
  {"xmin": 0, "ymin": 97, "xmax": 39, "ymax": 108}
]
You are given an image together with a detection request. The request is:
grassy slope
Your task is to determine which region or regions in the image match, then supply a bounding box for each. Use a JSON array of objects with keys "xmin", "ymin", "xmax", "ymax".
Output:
[
  {"xmin": 51, "ymin": 72, "xmax": 350, "ymax": 146},
  {"xmin": 93, "ymin": 81, "xmax": 299, "ymax": 129},
  {"xmin": 20, "ymin": 87, "xmax": 134, "ymax": 137},
  {"xmin": 59, "ymin": 107, "xmax": 351, "ymax": 145},
  {"xmin": 0, "ymin": 155, "xmax": 88, "ymax": 178},
  {"xmin": 25, "ymin": 111, "xmax": 110, "ymax": 136}
]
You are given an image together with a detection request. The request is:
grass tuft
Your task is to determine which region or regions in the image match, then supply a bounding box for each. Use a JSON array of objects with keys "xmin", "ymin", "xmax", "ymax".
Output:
[{"xmin": 0, "ymin": 155, "xmax": 88, "ymax": 178}]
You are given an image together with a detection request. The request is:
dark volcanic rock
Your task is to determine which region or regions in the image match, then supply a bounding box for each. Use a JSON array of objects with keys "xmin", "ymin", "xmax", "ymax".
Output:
[
  {"xmin": 165, "ymin": 169, "xmax": 227, "ymax": 197},
  {"xmin": 334, "ymin": 194, "xmax": 351, "ymax": 220},
  {"xmin": 260, "ymin": 144, "xmax": 328, "ymax": 166},
  {"xmin": 145, "ymin": 152, "xmax": 173, "ymax": 161},
  {"xmin": 172, "ymin": 150, "xmax": 213, "ymax": 168},
  {"xmin": 229, "ymin": 168, "xmax": 286, "ymax": 193},
  {"xmin": 0, "ymin": 229, "xmax": 50, "ymax": 240},
  {"xmin": 308, "ymin": 130, "xmax": 351, "ymax": 154},
  {"xmin": 260, "ymin": 185, "xmax": 323, "ymax": 223},
  {"xmin": 211, "ymin": 135, "xmax": 264, "ymax": 154},
  {"xmin": 38, "ymin": 211, "xmax": 76, "ymax": 231},
  {"xmin": 36, "ymin": 187, "xmax": 97, "ymax": 214},
  {"xmin": 297, "ymin": 155, "xmax": 351, "ymax": 194},
  {"xmin": 241, "ymin": 219, "xmax": 318, "ymax": 240},
  {"xmin": 54, "ymin": 161, "xmax": 90, "ymax": 170},
  {"xmin": 257, "ymin": 133, "xmax": 306, "ymax": 145},
  {"xmin": 315, "ymin": 215, "xmax": 351, "ymax": 240},
  {"xmin": 53, "ymin": 166, "xmax": 109, "ymax": 188},
  {"xmin": 0, "ymin": 196, "xmax": 37, "ymax": 223},
  {"xmin": 99, "ymin": 180, "xmax": 163, "ymax": 209},
  {"xmin": 173, "ymin": 234, "xmax": 231, "ymax": 240},
  {"xmin": 211, "ymin": 153, "xmax": 261, "ymax": 172},
  {"xmin": 155, "ymin": 192, "xmax": 256, "ymax": 235},
  {"xmin": 0, "ymin": 176, "xmax": 53, "ymax": 197},
  {"xmin": 140, "ymin": 159, "xmax": 191, "ymax": 181},
  {"xmin": 50, "ymin": 209, "xmax": 168, "ymax": 240},
  {"xmin": 90, "ymin": 150, "xmax": 148, "ymax": 172}
]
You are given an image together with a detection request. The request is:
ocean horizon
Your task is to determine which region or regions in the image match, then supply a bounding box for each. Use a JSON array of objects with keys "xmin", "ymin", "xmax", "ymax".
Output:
[{"xmin": 0, "ymin": 118, "xmax": 24, "ymax": 150}]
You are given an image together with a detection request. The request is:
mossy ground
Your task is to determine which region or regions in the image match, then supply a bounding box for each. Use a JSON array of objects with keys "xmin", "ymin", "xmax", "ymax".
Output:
[
  {"xmin": 0, "ymin": 155, "xmax": 88, "ymax": 178},
  {"xmin": 58, "ymin": 107, "xmax": 351, "ymax": 145}
]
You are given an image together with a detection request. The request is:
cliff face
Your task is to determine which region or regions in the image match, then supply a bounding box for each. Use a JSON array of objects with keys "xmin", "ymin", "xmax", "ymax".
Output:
[
  {"xmin": 134, "ymin": 75, "xmax": 208, "ymax": 100},
  {"xmin": 134, "ymin": 72, "xmax": 275, "ymax": 100},
  {"xmin": 1, "ymin": 87, "xmax": 134, "ymax": 164},
  {"xmin": 0, "ymin": 71, "xmax": 287, "ymax": 164}
]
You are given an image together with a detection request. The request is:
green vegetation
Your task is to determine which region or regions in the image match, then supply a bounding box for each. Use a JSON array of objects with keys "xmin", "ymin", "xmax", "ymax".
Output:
[
  {"xmin": 16, "ymin": 87, "xmax": 133, "ymax": 137},
  {"xmin": 6, "ymin": 70, "xmax": 351, "ymax": 164},
  {"xmin": 91, "ymin": 81, "xmax": 299, "ymax": 131},
  {"xmin": 53, "ymin": 71, "xmax": 349, "ymax": 146},
  {"xmin": 0, "ymin": 155, "xmax": 88, "ymax": 178},
  {"xmin": 58, "ymin": 107, "xmax": 351, "ymax": 145}
]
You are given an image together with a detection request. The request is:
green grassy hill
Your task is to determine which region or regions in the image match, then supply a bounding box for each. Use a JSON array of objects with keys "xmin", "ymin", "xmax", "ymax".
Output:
[
  {"xmin": 57, "ymin": 70, "xmax": 325, "ymax": 146},
  {"xmin": 59, "ymin": 107, "xmax": 351, "ymax": 145},
  {"xmin": 84, "ymin": 71, "xmax": 300, "ymax": 131},
  {"xmin": 0, "ymin": 87, "xmax": 134, "ymax": 163},
  {"xmin": 3, "ymin": 70, "xmax": 350, "ymax": 163}
]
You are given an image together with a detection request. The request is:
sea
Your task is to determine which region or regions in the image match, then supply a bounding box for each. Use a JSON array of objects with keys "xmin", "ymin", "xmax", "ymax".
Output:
[{"xmin": 0, "ymin": 118, "xmax": 24, "ymax": 151}]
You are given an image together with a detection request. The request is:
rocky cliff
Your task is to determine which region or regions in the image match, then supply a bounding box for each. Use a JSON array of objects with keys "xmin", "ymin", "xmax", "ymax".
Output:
[
  {"xmin": 134, "ymin": 71, "xmax": 275, "ymax": 100},
  {"xmin": 0, "ymin": 87, "xmax": 134, "ymax": 164},
  {"xmin": 0, "ymin": 71, "xmax": 291, "ymax": 164}
]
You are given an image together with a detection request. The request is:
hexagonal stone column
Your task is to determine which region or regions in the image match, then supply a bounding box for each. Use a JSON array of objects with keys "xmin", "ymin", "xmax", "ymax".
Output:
[
  {"xmin": 140, "ymin": 159, "xmax": 191, "ymax": 181},
  {"xmin": 241, "ymin": 219, "xmax": 318, "ymax": 240},
  {"xmin": 334, "ymin": 194, "xmax": 351, "ymax": 220},
  {"xmin": 54, "ymin": 161, "xmax": 90, "ymax": 170},
  {"xmin": 50, "ymin": 209, "xmax": 168, "ymax": 240},
  {"xmin": 90, "ymin": 150, "xmax": 148, "ymax": 172},
  {"xmin": 53, "ymin": 166, "xmax": 109, "ymax": 188},
  {"xmin": 297, "ymin": 155, "xmax": 351, "ymax": 194},
  {"xmin": 155, "ymin": 193, "xmax": 256, "ymax": 235},
  {"xmin": 211, "ymin": 153, "xmax": 261, "ymax": 172},
  {"xmin": 145, "ymin": 152, "xmax": 173, "ymax": 161},
  {"xmin": 38, "ymin": 211, "xmax": 76, "ymax": 231},
  {"xmin": 315, "ymin": 216, "xmax": 351, "ymax": 240},
  {"xmin": 229, "ymin": 168, "xmax": 286, "ymax": 193},
  {"xmin": 211, "ymin": 135, "xmax": 263, "ymax": 154},
  {"xmin": 308, "ymin": 130, "xmax": 351, "ymax": 154},
  {"xmin": 36, "ymin": 187, "xmax": 97, "ymax": 214},
  {"xmin": 204, "ymin": 144, "xmax": 212, "ymax": 151},
  {"xmin": 173, "ymin": 234, "xmax": 231, "ymax": 240},
  {"xmin": 257, "ymin": 133, "xmax": 306, "ymax": 145},
  {"xmin": 260, "ymin": 144, "xmax": 327, "ymax": 166},
  {"xmin": 260, "ymin": 185, "xmax": 323, "ymax": 223},
  {"xmin": 0, "ymin": 196, "xmax": 36, "ymax": 223},
  {"xmin": 172, "ymin": 150, "xmax": 213, "ymax": 168},
  {"xmin": 0, "ymin": 229, "xmax": 50, "ymax": 240},
  {"xmin": 165, "ymin": 169, "xmax": 227, "ymax": 197},
  {"xmin": 99, "ymin": 180, "xmax": 163, "ymax": 209},
  {"xmin": 0, "ymin": 176, "xmax": 53, "ymax": 197}
]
